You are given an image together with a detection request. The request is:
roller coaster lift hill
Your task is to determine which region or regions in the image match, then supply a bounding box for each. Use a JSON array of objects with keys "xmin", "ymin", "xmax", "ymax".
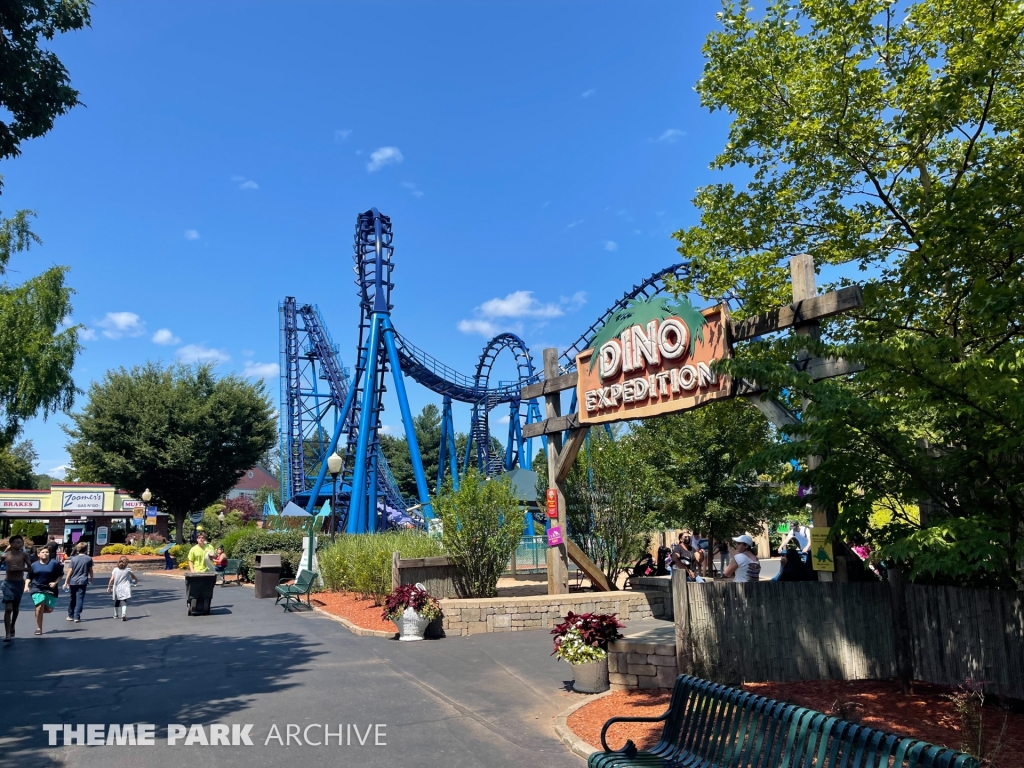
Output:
[{"xmin": 280, "ymin": 207, "xmax": 694, "ymax": 534}]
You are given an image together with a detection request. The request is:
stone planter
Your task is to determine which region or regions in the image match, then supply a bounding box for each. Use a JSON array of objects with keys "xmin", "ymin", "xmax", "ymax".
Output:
[
  {"xmin": 395, "ymin": 606, "xmax": 431, "ymax": 641},
  {"xmin": 571, "ymin": 656, "xmax": 609, "ymax": 693}
]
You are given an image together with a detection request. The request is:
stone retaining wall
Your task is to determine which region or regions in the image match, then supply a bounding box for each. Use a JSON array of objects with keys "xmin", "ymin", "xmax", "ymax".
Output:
[
  {"xmin": 440, "ymin": 590, "xmax": 669, "ymax": 636},
  {"xmin": 607, "ymin": 638, "xmax": 678, "ymax": 690}
]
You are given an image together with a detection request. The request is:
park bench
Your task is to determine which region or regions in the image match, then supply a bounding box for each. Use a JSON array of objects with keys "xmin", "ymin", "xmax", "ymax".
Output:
[
  {"xmin": 217, "ymin": 558, "xmax": 242, "ymax": 586},
  {"xmin": 274, "ymin": 570, "xmax": 317, "ymax": 612},
  {"xmin": 590, "ymin": 675, "xmax": 977, "ymax": 768}
]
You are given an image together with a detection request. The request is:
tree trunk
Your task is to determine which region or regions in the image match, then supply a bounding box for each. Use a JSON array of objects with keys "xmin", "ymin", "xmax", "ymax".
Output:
[{"xmin": 173, "ymin": 510, "xmax": 185, "ymax": 544}]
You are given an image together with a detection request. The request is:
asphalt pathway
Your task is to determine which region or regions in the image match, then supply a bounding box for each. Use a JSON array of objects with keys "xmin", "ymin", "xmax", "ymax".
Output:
[{"xmin": 0, "ymin": 573, "xmax": 587, "ymax": 768}]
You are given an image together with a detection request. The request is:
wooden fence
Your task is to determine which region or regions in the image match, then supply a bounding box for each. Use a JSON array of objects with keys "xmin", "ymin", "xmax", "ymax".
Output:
[
  {"xmin": 391, "ymin": 553, "xmax": 463, "ymax": 599},
  {"xmin": 673, "ymin": 573, "xmax": 1024, "ymax": 699}
]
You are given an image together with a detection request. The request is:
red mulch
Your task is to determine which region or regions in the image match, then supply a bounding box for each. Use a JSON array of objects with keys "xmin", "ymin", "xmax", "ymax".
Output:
[
  {"xmin": 311, "ymin": 591, "xmax": 397, "ymax": 634},
  {"xmin": 92, "ymin": 555, "xmax": 164, "ymax": 562},
  {"xmin": 568, "ymin": 681, "xmax": 1024, "ymax": 767}
]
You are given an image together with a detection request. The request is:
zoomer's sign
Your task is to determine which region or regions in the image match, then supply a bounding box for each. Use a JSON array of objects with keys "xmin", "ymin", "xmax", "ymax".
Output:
[
  {"xmin": 62, "ymin": 491, "xmax": 105, "ymax": 510},
  {"xmin": 576, "ymin": 297, "xmax": 732, "ymax": 425}
]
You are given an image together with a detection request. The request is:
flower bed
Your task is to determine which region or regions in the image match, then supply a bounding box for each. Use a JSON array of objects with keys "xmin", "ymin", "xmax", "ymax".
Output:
[
  {"xmin": 311, "ymin": 592, "xmax": 397, "ymax": 633},
  {"xmin": 568, "ymin": 681, "xmax": 1024, "ymax": 767}
]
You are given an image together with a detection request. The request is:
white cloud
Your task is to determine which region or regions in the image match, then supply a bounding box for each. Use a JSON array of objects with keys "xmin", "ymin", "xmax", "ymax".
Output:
[
  {"xmin": 48, "ymin": 464, "xmax": 70, "ymax": 478},
  {"xmin": 655, "ymin": 128, "xmax": 687, "ymax": 143},
  {"xmin": 604, "ymin": 240, "xmax": 619, "ymax": 251},
  {"xmin": 96, "ymin": 311, "xmax": 145, "ymax": 340},
  {"xmin": 177, "ymin": 344, "xmax": 231, "ymax": 364},
  {"xmin": 457, "ymin": 318, "xmax": 505, "ymax": 337},
  {"xmin": 401, "ymin": 181, "xmax": 424, "ymax": 198},
  {"xmin": 334, "ymin": 129, "xmax": 353, "ymax": 142},
  {"xmin": 243, "ymin": 361, "xmax": 280, "ymax": 379},
  {"xmin": 184, "ymin": 229, "xmax": 200, "ymax": 241},
  {"xmin": 152, "ymin": 328, "xmax": 181, "ymax": 345},
  {"xmin": 379, "ymin": 424, "xmax": 397, "ymax": 436},
  {"xmin": 478, "ymin": 291, "xmax": 565, "ymax": 319},
  {"xmin": 566, "ymin": 219, "xmax": 583, "ymax": 229},
  {"xmin": 581, "ymin": 88, "xmax": 596, "ymax": 98},
  {"xmin": 239, "ymin": 180, "xmax": 259, "ymax": 190},
  {"xmin": 79, "ymin": 327, "xmax": 97, "ymax": 341},
  {"xmin": 497, "ymin": 414, "xmax": 511, "ymax": 425},
  {"xmin": 458, "ymin": 291, "xmax": 586, "ymax": 337},
  {"xmin": 367, "ymin": 146, "xmax": 403, "ymax": 172}
]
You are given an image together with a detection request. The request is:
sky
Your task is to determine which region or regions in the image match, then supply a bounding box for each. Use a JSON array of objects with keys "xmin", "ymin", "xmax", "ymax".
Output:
[{"xmin": 2, "ymin": 0, "xmax": 738, "ymax": 479}]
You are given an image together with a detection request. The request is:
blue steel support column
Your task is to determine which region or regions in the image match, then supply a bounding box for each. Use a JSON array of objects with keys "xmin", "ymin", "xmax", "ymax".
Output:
[
  {"xmin": 347, "ymin": 317, "xmax": 382, "ymax": 533},
  {"xmin": 382, "ymin": 316, "xmax": 433, "ymax": 519},
  {"xmin": 437, "ymin": 395, "xmax": 452, "ymax": 491},
  {"xmin": 368, "ymin": 453, "xmax": 379, "ymax": 532},
  {"xmin": 303, "ymin": 344, "xmax": 366, "ymax": 516}
]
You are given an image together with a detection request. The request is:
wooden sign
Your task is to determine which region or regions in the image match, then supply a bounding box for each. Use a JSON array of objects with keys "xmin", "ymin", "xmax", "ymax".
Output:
[{"xmin": 576, "ymin": 301, "xmax": 732, "ymax": 425}]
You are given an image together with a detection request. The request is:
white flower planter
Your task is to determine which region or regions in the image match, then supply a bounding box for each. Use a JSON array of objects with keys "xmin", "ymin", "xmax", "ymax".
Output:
[
  {"xmin": 572, "ymin": 656, "xmax": 609, "ymax": 693},
  {"xmin": 395, "ymin": 606, "xmax": 431, "ymax": 641}
]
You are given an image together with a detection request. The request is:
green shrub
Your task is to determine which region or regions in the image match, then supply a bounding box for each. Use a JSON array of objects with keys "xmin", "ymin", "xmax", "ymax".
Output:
[
  {"xmin": 11, "ymin": 521, "xmax": 46, "ymax": 541},
  {"xmin": 231, "ymin": 529, "xmax": 306, "ymax": 581},
  {"xmin": 138, "ymin": 546, "xmax": 156, "ymax": 555},
  {"xmin": 122, "ymin": 546, "xmax": 138, "ymax": 555},
  {"xmin": 217, "ymin": 527, "xmax": 252, "ymax": 558},
  {"xmin": 435, "ymin": 468, "xmax": 522, "ymax": 598},
  {"xmin": 101, "ymin": 544, "xmax": 125, "ymax": 555},
  {"xmin": 168, "ymin": 544, "xmax": 190, "ymax": 565},
  {"xmin": 319, "ymin": 530, "xmax": 444, "ymax": 604}
]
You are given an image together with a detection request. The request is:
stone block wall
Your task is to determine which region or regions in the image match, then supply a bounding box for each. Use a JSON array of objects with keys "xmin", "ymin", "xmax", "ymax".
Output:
[
  {"xmin": 607, "ymin": 638, "xmax": 678, "ymax": 690},
  {"xmin": 440, "ymin": 590, "xmax": 669, "ymax": 636}
]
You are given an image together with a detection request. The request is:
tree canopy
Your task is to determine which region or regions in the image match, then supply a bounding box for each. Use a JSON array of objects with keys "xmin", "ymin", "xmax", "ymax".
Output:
[
  {"xmin": 0, "ymin": 0, "xmax": 92, "ymax": 166},
  {"xmin": 0, "ymin": 210, "xmax": 80, "ymax": 448},
  {"xmin": 673, "ymin": 0, "xmax": 1024, "ymax": 587},
  {"xmin": 65, "ymin": 363, "xmax": 277, "ymax": 543},
  {"xmin": 632, "ymin": 399, "xmax": 801, "ymax": 543}
]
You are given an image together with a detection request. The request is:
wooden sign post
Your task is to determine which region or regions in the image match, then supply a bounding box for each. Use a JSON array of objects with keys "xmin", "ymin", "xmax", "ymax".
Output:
[{"xmin": 522, "ymin": 255, "xmax": 863, "ymax": 595}]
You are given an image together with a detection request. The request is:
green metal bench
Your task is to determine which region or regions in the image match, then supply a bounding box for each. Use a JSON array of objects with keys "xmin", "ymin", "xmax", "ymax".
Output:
[
  {"xmin": 274, "ymin": 570, "xmax": 317, "ymax": 612},
  {"xmin": 589, "ymin": 675, "xmax": 978, "ymax": 768},
  {"xmin": 217, "ymin": 558, "xmax": 242, "ymax": 586}
]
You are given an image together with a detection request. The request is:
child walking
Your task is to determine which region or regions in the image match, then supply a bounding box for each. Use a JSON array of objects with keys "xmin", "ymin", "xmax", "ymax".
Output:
[{"xmin": 106, "ymin": 556, "xmax": 139, "ymax": 621}]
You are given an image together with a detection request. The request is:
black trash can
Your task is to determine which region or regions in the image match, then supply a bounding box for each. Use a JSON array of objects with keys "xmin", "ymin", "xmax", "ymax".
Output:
[
  {"xmin": 185, "ymin": 572, "xmax": 217, "ymax": 615},
  {"xmin": 253, "ymin": 553, "xmax": 282, "ymax": 599}
]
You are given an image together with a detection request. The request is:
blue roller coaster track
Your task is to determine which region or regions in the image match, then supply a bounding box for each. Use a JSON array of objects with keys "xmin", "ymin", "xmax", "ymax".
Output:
[{"xmin": 280, "ymin": 207, "xmax": 696, "ymax": 533}]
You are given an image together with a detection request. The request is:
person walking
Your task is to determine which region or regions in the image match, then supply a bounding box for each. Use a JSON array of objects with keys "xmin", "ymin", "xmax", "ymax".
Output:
[
  {"xmin": 62, "ymin": 542, "xmax": 94, "ymax": 623},
  {"xmin": 187, "ymin": 533, "xmax": 215, "ymax": 573},
  {"xmin": 106, "ymin": 556, "xmax": 139, "ymax": 621},
  {"xmin": 28, "ymin": 547, "xmax": 63, "ymax": 636},
  {"xmin": 2, "ymin": 535, "xmax": 32, "ymax": 642},
  {"xmin": 723, "ymin": 534, "xmax": 762, "ymax": 583}
]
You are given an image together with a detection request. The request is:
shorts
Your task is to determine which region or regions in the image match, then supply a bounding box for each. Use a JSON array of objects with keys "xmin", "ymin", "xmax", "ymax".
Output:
[
  {"xmin": 31, "ymin": 592, "xmax": 57, "ymax": 609},
  {"xmin": 1, "ymin": 580, "xmax": 25, "ymax": 604}
]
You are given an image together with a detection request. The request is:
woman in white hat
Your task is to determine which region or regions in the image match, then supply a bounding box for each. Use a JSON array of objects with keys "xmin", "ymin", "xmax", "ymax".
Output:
[{"xmin": 722, "ymin": 534, "xmax": 761, "ymax": 583}]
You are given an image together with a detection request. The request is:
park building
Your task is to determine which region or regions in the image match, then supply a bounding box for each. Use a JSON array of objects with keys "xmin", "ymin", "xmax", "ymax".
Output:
[{"xmin": 0, "ymin": 482, "xmax": 170, "ymax": 554}]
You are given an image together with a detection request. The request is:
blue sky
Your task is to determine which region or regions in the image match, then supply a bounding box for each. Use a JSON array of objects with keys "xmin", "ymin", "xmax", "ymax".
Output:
[{"xmin": 3, "ymin": 0, "xmax": 736, "ymax": 478}]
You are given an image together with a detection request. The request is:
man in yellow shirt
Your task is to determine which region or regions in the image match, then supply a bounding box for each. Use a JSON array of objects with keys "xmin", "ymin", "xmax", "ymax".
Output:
[{"xmin": 187, "ymin": 533, "xmax": 215, "ymax": 572}]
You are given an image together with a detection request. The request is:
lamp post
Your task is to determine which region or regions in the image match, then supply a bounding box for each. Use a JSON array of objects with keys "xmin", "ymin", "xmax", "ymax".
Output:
[
  {"xmin": 141, "ymin": 488, "xmax": 152, "ymax": 547},
  {"xmin": 327, "ymin": 452, "xmax": 343, "ymax": 543}
]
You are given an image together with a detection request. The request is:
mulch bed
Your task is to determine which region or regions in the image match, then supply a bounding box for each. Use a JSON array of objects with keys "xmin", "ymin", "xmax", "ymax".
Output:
[
  {"xmin": 568, "ymin": 681, "xmax": 1024, "ymax": 768},
  {"xmin": 311, "ymin": 591, "xmax": 397, "ymax": 633},
  {"xmin": 92, "ymin": 555, "xmax": 165, "ymax": 562}
]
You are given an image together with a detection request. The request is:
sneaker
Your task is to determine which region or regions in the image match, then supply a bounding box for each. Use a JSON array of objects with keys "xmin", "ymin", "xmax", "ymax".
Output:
[
  {"xmin": 74, "ymin": 619, "xmax": 81, "ymax": 623},
  {"xmin": 66, "ymin": 616, "xmax": 74, "ymax": 622},
  {"xmin": 113, "ymin": 614, "xmax": 119, "ymax": 619},
  {"xmin": 121, "ymin": 616, "xmax": 127, "ymax": 622}
]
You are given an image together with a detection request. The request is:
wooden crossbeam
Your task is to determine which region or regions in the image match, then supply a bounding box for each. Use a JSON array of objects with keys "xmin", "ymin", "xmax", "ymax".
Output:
[
  {"xmin": 565, "ymin": 537, "xmax": 612, "ymax": 591},
  {"xmin": 730, "ymin": 285, "xmax": 862, "ymax": 342},
  {"xmin": 521, "ymin": 372, "xmax": 578, "ymax": 400},
  {"xmin": 734, "ymin": 356, "xmax": 865, "ymax": 396},
  {"xmin": 523, "ymin": 412, "xmax": 580, "ymax": 439},
  {"xmin": 553, "ymin": 428, "xmax": 589, "ymax": 484}
]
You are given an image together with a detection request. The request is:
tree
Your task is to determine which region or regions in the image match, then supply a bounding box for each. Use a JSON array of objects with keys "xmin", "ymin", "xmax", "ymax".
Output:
[
  {"xmin": 252, "ymin": 484, "xmax": 281, "ymax": 515},
  {"xmin": 0, "ymin": 0, "xmax": 92, "ymax": 166},
  {"xmin": 378, "ymin": 404, "xmax": 445, "ymax": 498},
  {"xmin": 671, "ymin": 0, "xmax": 1024, "ymax": 587},
  {"xmin": 0, "ymin": 211, "xmax": 80, "ymax": 447},
  {"xmin": 562, "ymin": 429, "xmax": 658, "ymax": 585},
  {"xmin": 0, "ymin": 440, "xmax": 35, "ymax": 489},
  {"xmin": 64, "ymin": 363, "xmax": 277, "ymax": 544},
  {"xmin": 632, "ymin": 399, "xmax": 801, "ymax": 545},
  {"xmin": 222, "ymin": 495, "xmax": 259, "ymax": 523},
  {"xmin": 434, "ymin": 468, "xmax": 522, "ymax": 598}
]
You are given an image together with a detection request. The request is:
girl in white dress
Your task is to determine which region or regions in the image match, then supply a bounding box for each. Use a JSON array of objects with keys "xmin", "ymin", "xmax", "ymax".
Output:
[{"xmin": 106, "ymin": 556, "xmax": 139, "ymax": 621}]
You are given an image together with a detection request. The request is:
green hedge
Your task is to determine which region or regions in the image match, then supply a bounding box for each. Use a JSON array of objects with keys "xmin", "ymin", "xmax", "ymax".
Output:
[
  {"xmin": 230, "ymin": 529, "xmax": 306, "ymax": 581},
  {"xmin": 318, "ymin": 531, "xmax": 444, "ymax": 605}
]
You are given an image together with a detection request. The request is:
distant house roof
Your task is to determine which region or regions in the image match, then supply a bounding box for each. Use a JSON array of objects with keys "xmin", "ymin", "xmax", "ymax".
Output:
[{"xmin": 232, "ymin": 466, "xmax": 280, "ymax": 492}]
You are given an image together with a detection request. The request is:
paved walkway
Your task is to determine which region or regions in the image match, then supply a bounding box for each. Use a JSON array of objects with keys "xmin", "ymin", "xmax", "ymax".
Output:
[{"xmin": 0, "ymin": 574, "xmax": 587, "ymax": 768}]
